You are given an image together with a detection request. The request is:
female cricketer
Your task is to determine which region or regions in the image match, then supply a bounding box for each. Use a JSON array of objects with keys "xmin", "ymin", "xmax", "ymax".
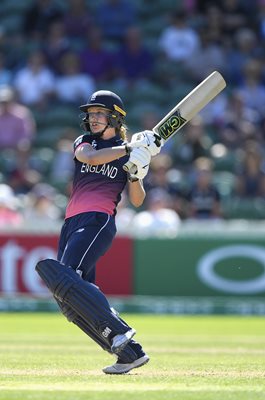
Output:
[{"xmin": 36, "ymin": 90, "xmax": 161, "ymax": 374}]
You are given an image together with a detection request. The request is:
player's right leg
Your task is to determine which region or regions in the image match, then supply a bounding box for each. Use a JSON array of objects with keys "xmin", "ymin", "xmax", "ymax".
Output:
[
  {"xmin": 55, "ymin": 213, "xmax": 149, "ymax": 371},
  {"xmin": 56, "ymin": 297, "xmax": 149, "ymax": 373},
  {"xmin": 102, "ymin": 309, "xmax": 149, "ymax": 374},
  {"xmin": 102, "ymin": 352, "xmax": 150, "ymax": 375}
]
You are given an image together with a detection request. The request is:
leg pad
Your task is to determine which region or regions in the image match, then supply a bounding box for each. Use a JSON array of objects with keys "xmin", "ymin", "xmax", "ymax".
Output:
[{"xmin": 36, "ymin": 259, "xmax": 133, "ymax": 347}]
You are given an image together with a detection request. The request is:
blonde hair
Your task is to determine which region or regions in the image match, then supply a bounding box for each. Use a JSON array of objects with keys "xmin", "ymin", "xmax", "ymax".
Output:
[{"xmin": 118, "ymin": 125, "xmax": 128, "ymax": 141}]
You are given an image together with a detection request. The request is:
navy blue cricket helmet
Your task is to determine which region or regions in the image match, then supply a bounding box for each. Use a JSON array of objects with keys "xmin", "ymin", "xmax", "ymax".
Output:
[{"xmin": 80, "ymin": 90, "xmax": 126, "ymax": 129}]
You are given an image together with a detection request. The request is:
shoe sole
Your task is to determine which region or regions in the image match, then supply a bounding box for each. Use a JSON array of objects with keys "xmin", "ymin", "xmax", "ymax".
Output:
[{"xmin": 103, "ymin": 355, "xmax": 150, "ymax": 375}]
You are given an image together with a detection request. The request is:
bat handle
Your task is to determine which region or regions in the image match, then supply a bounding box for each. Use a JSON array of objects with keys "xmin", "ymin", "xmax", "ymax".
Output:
[{"xmin": 123, "ymin": 160, "xmax": 138, "ymax": 175}]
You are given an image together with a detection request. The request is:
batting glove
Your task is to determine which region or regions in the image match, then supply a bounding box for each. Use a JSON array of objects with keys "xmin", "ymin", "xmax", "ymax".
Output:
[
  {"xmin": 129, "ymin": 130, "xmax": 164, "ymax": 157},
  {"xmin": 128, "ymin": 147, "xmax": 151, "ymax": 181}
]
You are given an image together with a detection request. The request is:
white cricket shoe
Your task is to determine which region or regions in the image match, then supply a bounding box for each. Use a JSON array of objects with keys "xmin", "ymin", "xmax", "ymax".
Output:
[
  {"xmin": 111, "ymin": 328, "xmax": 136, "ymax": 353},
  {"xmin": 103, "ymin": 354, "xmax": 150, "ymax": 375}
]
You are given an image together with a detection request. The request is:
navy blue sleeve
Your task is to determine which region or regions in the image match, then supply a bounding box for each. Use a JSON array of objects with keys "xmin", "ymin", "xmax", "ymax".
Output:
[{"xmin": 73, "ymin": 134, "xmax": 92, "ymax": 153}]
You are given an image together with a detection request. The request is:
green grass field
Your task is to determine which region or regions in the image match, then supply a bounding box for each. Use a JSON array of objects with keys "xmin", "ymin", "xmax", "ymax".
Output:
[{"xmin": 0, "ymin": 313, "xmax": 264, "ymax": 400}]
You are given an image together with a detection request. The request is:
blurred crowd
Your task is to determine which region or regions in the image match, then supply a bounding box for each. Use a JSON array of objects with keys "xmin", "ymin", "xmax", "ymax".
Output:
[{"xmin": 0, "ymin": 0, "xmax": 265, "ymax": 234}]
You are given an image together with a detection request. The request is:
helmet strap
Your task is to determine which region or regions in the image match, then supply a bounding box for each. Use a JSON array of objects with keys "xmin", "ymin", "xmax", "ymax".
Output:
[
  {"xmin": 95, "ymin": 124, "xmax": 109, "ymax": 137},
  {"xmin": 81, "ymin": 114, "xmax": 111, "ymax": 137}
]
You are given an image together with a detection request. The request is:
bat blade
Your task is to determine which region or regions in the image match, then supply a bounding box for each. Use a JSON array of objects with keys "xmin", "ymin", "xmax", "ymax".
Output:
[
  {"xmin": 123, "ymin": 71, "xmax": 226, "ymax": 174},
  {"xmin": 153, "ymin": 71, "xmax": 226, "ymax": 141}
]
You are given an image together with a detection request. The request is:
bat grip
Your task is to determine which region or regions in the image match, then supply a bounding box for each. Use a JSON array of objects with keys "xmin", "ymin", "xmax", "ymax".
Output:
[{"xmin": 123, "ymin": 160, "xmax": 138, "ymax": 175}]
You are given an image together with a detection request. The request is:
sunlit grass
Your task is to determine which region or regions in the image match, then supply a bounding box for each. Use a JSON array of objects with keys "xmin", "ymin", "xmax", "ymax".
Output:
[{"xmin": 0, "ymin": 313, "xmax": 264, "ymax": 400}]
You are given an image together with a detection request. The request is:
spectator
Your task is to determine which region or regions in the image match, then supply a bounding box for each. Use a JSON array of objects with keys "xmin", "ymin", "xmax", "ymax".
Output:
[
  {"xmin": 200, "ymin": 4, "xmax": 223, "ymax": 44},
  {"xmin": 114, "ymin": 26, "xmax": 154, "ymax": 87},
  {"xmin": 50, "ymin": 136, "xmax": 75, "ymax": 184},
  {"xmin": 137, "ymin": 107, "xmax": 160, "ymax": 131},
  {"xmin": 220, "ymin": 0, "xmax": 252, "ymax": 38},
  {"xmin": 256, "ymin": 0, "xmax": 265, "ymax": 41},
  {"xmin": 158, "ymin": 10, "xmax": 200, "ymax": 63},
  {"xmin": 8, "ymin": 168, "xmax": 42, "ymax": 196},
  {"xmin": 22, "ymin": 0, "xmax": 64, "ymax": 40},
  {"xmin": 62, "ymin": 0, "xmax": 94, "ymax": 40},
  {"xmin": 218, "ymin": 90, "xmax": 262, "ymax": 149},
  {"xmin": 146, "ymin": 153, "xmax": 184, "ymax": 217},
  {"xmin": 132, "ymin": 188, "xmax": 181, "ymax": 238},
  {"xmin": 13, "ymin": 50, "xmax": 55, "ymax": 109},
  {"xmin": 79, "ymin": 27, "xmax": 116, "ymax": 82},
  {"xmin": 0, "ymin": 26, "xmax": 27, "ymax": 72},
  {"xmin": 0, "ymin": 183, "xmax": 23, "ymax": 228},
  {"xmin": 236, "ymin": 58, "xmax": 265, "ymax": 118},
  {"xmin": 42, "ymin": 20, "xmax": 71, "ymax": 73},
  {"xmin": 0, "ymin": 85, "xmax": 36, "ymax": 150},
  {"xmin": 185, "ymin": 157, "xmax": 223, "ymax": 220},
  {"xmin": 186, "ymin": 26, "xmax": 227, "ymax": 82},
  {"xmin": 115, "ymin": 192, "xmax": 137, "ymax": 235},
  {"xmin": 54, "ymin": 51, "xmax": 95, "ymax": 104},
  {"xmin": 234, "ymin": 140, "xmax": 265, "ymax": 198},
  {"xmin": 172, "ymin": 115, "xmax": 212, "ymax": 167},
  {"xmin": 198, "ymin": 89, "xmax": 228, "ymax": 127},
  {"xmin": 225, "ymin": 28, "xmax": 261, "ymax": 86},
  {"xmin": 95, "ymin": 0, "xmax": 137, "ymax": 44},
  {"xmin": 0, "ymin": 52, "xmax": 12, "ymax": 85},
  {"xmin": 23, "ymin": 183, "xmax": 62, "ymax": 224},
  {"xmin": 146, "ymin": 153, "xmax": 177, "ymax": 193}
]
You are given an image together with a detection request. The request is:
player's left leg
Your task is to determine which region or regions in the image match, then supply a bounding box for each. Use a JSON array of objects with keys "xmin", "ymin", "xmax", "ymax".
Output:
[
  {"xmin": 56, "ymin": 298, "xmax": 111, "ymax": 351},
  {"xmin": 36, "ymin": 258, "xmax": 135, "ymax": 353},
  {"xmin": 55, "ymin": 212, "xmax": 115, "ymax": 347}
]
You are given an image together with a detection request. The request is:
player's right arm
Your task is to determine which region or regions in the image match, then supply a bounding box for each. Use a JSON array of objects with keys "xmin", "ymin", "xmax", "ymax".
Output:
[{"xmin": 75, "ymin": 142, "xmax": 130, "ymax": 165}]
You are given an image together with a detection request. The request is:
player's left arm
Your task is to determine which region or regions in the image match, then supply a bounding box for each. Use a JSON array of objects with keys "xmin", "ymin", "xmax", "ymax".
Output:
[
  {"xmin": 128, "ymin": 179, "xmax": 146, "ymax": 207},
  {"xmin": 126, "ymin": 147, "xmax": 151, "ymax": 207}
]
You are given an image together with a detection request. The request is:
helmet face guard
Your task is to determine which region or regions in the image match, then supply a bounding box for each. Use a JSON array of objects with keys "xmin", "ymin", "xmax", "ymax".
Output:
[{"xmin": 80, "ymin": 90, "xmax": 126, "ymax": 132}]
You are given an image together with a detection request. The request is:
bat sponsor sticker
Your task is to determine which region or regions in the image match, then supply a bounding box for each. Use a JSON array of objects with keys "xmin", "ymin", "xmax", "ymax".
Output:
[{"xmin": 158, "ymin": 109, "xmax": 187, "ymax": 140}]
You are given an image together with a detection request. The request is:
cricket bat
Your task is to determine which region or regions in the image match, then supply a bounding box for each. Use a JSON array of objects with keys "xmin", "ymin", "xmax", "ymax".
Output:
[{"xmin": 123, "ymin": 70, "xmax": 226, "ymax": 174}]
